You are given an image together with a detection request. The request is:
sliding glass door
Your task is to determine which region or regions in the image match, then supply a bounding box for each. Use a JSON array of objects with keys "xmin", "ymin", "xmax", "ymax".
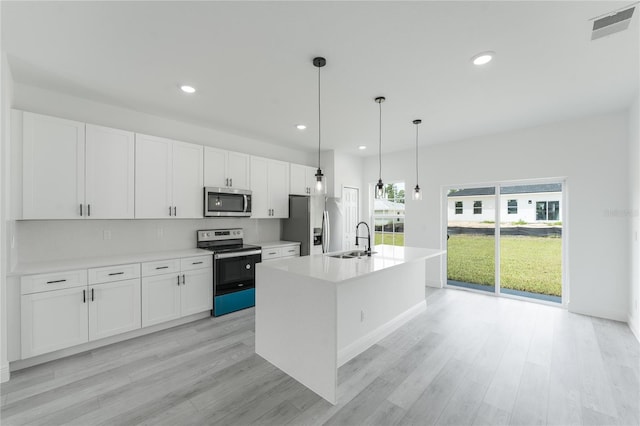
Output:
[
  {"xmin": 446, "ymin": 186, "xmax": 496, "ymax": 293},
  {"xmin": 446, "ymin": 181, "xmax": 564, "ymax": 304}
]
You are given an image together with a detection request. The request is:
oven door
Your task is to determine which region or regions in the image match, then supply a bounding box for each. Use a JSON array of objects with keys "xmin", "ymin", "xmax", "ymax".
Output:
[
  {"xmin": 204, "ymin": 187, "xmax": 251, "ymax": 217},
  {"xmin": 214, "ymin": 251, "xmax": 261, "ymax": 296}
]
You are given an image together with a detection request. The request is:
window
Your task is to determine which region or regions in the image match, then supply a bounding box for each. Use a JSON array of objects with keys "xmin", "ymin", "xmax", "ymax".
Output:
[
  {"xmin": 455, "ymin": 201, "xmax": 463, "ymax": 214},
  {"xmin": 536, "ymin": 200, "xmax": 560, "ymax": 221},
  {"xmin": 473, "ymin": 201, "xmax": 482, "ymax": 214},
  {"xmin": 507, "ymin": 199, "xmax": 517, "ymax": 214},
  {"xmin": 373, "ymin": 182, "xmax": 405, "ymax": 246}
]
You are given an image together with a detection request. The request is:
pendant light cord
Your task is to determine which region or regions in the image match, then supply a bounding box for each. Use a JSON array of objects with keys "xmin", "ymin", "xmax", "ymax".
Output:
[
  {"xmin": 415, "ymin": 123, "xmax": 419, "ymax": 183},
  {"xmin": 317, "ymin": 64, "xmax": 321, "ymax": 168},
  {"xmin": 378, "ymin": 100, "xmax": 382, "ymax": 180}
]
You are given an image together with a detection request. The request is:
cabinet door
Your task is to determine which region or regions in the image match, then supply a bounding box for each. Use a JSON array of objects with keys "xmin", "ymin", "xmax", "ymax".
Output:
[
  {"xmin": 135, "ymin": 134, "xmax": 173, "ymax": 218},
  {"xmin": 141, "ymin": 274, "xmax": 181, "ymax": 327},
  {"xmin": 172, "ymin": 141, "xmax": 204, "ymax": 218},
  {"xmin": 203, "ymin": 146, "xmax": 228, "ymax": 188},
  {"xmin": 289, "ymin": 163, "xmax": 308, "ymax": 196},
  {"xmin": 269, "ymin": 160, "xmax": 290, "ymax": 218},
  {"xmin": 22, "ymin": 112, "xmax": 85, "ymax": 219},
  {"xmin": 181, "ymin": 268, "xmax": 213, "ymax": 317},
  {"xmin": 227, "ymin": 152, "xmax": 250, "ymax": 189},
  {"xmin": 250, "ymin": 156, "xmax": 270, "ymax": 218},
  {"xmin": 88, "ymin": 279, "xmax": 141, "ymax": 341},
  {"xmin": 85, "ymin": 125, "xmax": 135, "ymax": 219},
  {"xmin": 21, "ymin": 287, "xmax": 89, "ymax": 358}
]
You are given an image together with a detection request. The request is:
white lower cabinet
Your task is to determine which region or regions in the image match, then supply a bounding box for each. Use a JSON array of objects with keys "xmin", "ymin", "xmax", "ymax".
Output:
[
  {"xmin": 89, "ymin": 279, "xmax": 141, "ymax": 341},
  {"xmin": 141, "ymin": 255, "xmax": 212, "ymax": 327},
  {"xmin": 141, "ymin": 273, "xmax": 181, "ymax": 327},
  {"xmin": 21, "ymin": 286, "xmax": 89, "ymax": 358}
]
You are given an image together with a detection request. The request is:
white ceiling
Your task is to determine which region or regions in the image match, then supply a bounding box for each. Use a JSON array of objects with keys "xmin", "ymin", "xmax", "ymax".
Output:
[{"xmin": 2, "ymin": 1, "xmax": 638, "ymax": 156}]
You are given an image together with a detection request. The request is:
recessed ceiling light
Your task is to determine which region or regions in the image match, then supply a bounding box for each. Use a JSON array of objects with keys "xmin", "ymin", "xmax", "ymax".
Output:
[
  {"xmin": 180, "ymin": 85, "xmax": 196, "ymax": 94},
  {"xmin": 358, "ymin": 145, "xmax": 367, "ymax": 150},
  {"xmin": 471, "ymin": 51, "xmax": 495, "ymax": 66},
  {"xmin": 296, "ymin": 124, "xmax": 307, "ymax": 130}
]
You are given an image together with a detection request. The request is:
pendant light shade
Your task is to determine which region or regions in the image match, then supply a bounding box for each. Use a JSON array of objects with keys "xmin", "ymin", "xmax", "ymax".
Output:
[
  {"xmin": 313, "ymin": 57, "xmax": 326, "ymax": 195},
  {"xmin": 412, "ymin": 119, "xmax": 422, "ymax": 201},
  {"xmin": 375, "ymin": 96, "xmax": 386, "ymax": 199}
]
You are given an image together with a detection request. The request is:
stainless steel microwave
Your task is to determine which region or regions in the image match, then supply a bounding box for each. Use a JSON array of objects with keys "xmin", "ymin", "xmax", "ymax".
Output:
[{"xmin": 204, "ymin": 187, "xmax": 252, "ymax": 217}]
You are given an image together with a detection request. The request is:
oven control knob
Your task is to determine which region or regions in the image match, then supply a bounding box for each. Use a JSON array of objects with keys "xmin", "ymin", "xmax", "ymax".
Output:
[
  {"xmin": 205, "ymin": 232, "xmax": 211, "ymax": 237},
  {"xmin": 245, "ymin": 264, "xmax": 251, "ymax": 270}
]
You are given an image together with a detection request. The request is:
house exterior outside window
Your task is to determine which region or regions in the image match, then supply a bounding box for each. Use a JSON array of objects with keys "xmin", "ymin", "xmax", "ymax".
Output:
[
  {"xmin": 473, "ymin": 201, "xmax": 482, "ymax": 214},
  {"xmin": 508, "ymin": 199, "xmax": 518, "ymax": 214}
]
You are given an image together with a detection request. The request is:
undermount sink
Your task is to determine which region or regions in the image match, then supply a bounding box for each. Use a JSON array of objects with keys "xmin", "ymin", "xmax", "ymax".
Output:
[
  {"xmin": 345, "ymin": 250, "xmax": 377, "ymax": 257},
  {"xmin": 327, "ymin": 250, "xmax": 378, "ymax": 259}
]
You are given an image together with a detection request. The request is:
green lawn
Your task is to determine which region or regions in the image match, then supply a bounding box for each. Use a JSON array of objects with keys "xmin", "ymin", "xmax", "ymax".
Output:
[
  {"xmin": 374, "ymin": 233, "xmax": 404, "ymax": 246},
  {"xmin": 447, "ymin": 234, "xmax": 562, "ymax": 297}
]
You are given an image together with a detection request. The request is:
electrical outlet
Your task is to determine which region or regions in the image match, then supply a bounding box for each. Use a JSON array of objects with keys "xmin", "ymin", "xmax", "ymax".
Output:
[
  {"xmin": 360, "ymin": 310, "xmax": 365, "ymax": 322},
  {"xmin": 157, "ymin": 228, "xmax": 164, "ymax": 238},
  {"xmin": 103, "ymin": 230, "xmax": 112, "ymax": 240}
]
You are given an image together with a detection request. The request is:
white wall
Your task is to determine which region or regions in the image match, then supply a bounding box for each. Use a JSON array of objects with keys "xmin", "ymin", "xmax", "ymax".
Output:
[
  {"xmin": 1, "ymin": 51, "xmax": 15, "ymax": 381},
  {"xmin": 364, "ymin": 111, "xmax": 629, "ymax": 322},
  {"xmin": 629, "ymin": 93, "xmax": 639, "ymax": 340}
]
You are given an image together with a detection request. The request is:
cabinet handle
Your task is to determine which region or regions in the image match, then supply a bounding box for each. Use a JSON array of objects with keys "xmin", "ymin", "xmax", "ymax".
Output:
[
  {"xmin": 174, "ymin": 206, "xmax": 177, "ymax": 216},
  {"xmin": 91, "ymin": 288, "xmax": 95, "ymax": 301},
  {"xmin": 192, "ymin": 261, "xmax": 203, "ymax": 265},
  {"xmin": 80, "ymin": 204, "xmax": 83, "ymax": 217},
  {"xmin": 108, "ymin": 272, "xmax": 124, "ymax": 276},
  {"xmin": 169, "ymin": 206, "xmax": 172, "ymax": 216},
  {"xmin": 182, "ymin": 274, "xmax": 186, "ymax": 285},
  {"xmin": 268, "ymin": 252, "xmax": 277, "ymax": 255},
  {"xmin": 288, "ymin": 250, "xmax": 295, "ymax": 253},
  {"xmin": 230, "ymin": 178, "xmax": 233, "ymax": 187},
  {"xmin": 83, "ymin": 289, "xmax": 86, "ymax": 303},
  {"xmin": 226, "ymin": 178, "xmax": 229, "ymax": 186},
  {"xmin": 46, "ymin": 279, "xmax": 66, "ymax": 284},
  {"xmin": 155, "ymin": 266, "xmax": 169, "ymax": 270},
  {"xmin": 177, "ymin": 275, "xmax": 180, "ymax": 286},
  {"xmin": 88, "ymin": 204, "xmax": 91, "ymax": 217}
]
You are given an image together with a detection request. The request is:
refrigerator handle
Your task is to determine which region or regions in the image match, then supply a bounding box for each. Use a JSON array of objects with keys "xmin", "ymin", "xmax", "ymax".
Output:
[{"xmin": 322, "ymin": 210, "xmax": 330, "ymax": 253}]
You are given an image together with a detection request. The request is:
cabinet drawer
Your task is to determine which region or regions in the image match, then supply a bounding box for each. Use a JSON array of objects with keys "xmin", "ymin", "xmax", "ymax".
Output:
[
  {"xmin": 261, "ymin": 247, "xmax": 282, "ymax": 261},
  {"xmin": 281, "ymin": 245, "xmax": 300, "ymax": 258},
  {"xmin": 141, "ymin": 259, "xmax": 180, "ymax": 277},
  {"xmin": 180, "ymin": 255, "xmax": 212, "ymax": 271},
  {"xmin": 21, "ymin": 270, "xmax": 87, "ymax": 295},
  {"xmin": 88, "ymin": 263, "xmax": 140, "ymax": 284}
]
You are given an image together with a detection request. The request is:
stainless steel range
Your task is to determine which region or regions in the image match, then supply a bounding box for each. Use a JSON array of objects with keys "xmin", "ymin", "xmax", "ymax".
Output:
[{"xmin": 197, "ymin": 228, "xmax": 261, "ymax": 316}]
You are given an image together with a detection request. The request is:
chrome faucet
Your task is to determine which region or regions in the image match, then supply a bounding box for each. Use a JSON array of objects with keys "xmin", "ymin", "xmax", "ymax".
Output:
[{"xmin": 355, "ymin": 221, "xmax": 372, "ymax": 256}]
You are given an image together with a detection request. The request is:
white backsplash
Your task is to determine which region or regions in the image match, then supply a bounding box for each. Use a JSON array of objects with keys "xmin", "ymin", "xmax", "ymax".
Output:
[{"xmin": 15, "ymin": 218, "xmax": 281, "ymax": 265}]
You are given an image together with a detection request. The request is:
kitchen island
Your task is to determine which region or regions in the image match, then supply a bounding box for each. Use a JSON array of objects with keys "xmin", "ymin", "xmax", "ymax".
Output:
[{"xmin": 255, "ymin": 244, "xmax": 445, "ymax": 404}]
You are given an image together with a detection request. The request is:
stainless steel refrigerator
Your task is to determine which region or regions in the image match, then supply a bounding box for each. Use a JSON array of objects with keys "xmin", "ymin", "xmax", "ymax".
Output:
[{"xmin": 281, "ymin": 195, "xmax": 344, "ymax": 255}]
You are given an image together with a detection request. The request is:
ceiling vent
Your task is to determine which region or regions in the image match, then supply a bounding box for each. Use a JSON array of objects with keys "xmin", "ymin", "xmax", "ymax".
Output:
[{"xmin": 591, "ymin": 6, "xmax": 635, "ymax": 40}]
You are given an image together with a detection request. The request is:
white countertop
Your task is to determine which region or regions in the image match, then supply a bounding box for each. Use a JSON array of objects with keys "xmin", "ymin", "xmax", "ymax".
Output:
[
  {"xmin": 10, "ymin": 249, "xmax": 212, "ymax": 276},
  {"xmin": 255, "ymin": 241, "xmax": 301, "ymax": 249},
  {"xmin": 257, "ymin": 245, "xmax": 445, "ymax": 283}
]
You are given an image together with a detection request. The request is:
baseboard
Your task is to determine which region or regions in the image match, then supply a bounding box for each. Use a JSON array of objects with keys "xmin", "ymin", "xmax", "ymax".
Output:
[
  {"xmin": 337, "ymin": 300, "xmax": 427, "ymax": 367},
  {"xmin": 426, "ymin": 280, "xmax": 443, "ymax": 288},
  {"xmin": 628, "ymin": 314, "xmax": 640, "ymax": 343},
  {"xmin": 0, "ymin": 364, "xmax": 10, "ymax": 383},
  {"xmin": 10, "ymin": 311, "xmax": 211, "ymax": 372}
]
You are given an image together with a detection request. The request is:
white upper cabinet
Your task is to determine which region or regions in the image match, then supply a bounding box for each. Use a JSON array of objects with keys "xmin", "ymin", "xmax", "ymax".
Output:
[
  {"xmin": 135, "ymin": 134, "xmax": 203, "ymax": 219},
  {"xmin": 290, "ymin": 163, "xmax": 318, "ymax": 196},
  {"xmin": 250, "ymin": 156, "xmax": 289, "ymax": 218},
  {"xmin": 85, "ymin": 124, "xmax": 135, "ymax": 219},
  {"xmin": 23, "ymin": 112, "xmax": 85, "ymax": 219},
  {"xmin": 172, "ymin": 141, "xmax": 204, "ymax": 218},
  {"xmin": 268, "ymin": 160, "xmax": 290, "ymax": 218},
  {"xmin": 204, "ymin": 147, "xmax": 250, "ymax": 190}
]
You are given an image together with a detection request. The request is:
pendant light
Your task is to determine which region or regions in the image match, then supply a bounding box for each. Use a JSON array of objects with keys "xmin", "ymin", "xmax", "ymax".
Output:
[
  {"xmin": 375, "ymin": 96, "xmax": 386, "ymax": 199},
  {"xmin": 412, "ymin": 119, "xmax": 422, "ymax": 201},
  {"xmin": 313, "ymin": 57, "xmax": 326, "ymax": 194}
]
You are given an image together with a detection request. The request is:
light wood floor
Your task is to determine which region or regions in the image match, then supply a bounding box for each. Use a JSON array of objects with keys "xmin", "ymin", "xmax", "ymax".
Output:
[{"xmin": 1, "ymin": 288, "xmax": 638, "ymax": 426}]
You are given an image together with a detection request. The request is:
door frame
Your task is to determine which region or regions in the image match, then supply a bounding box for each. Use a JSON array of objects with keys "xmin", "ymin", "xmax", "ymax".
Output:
[
  {"xmin": 342, "ymin": 186, "xmax": 360, "ymax": 250},
  {"xmin": 441, "ymin": 177, "xmax": 569, "ymax": 308}
]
